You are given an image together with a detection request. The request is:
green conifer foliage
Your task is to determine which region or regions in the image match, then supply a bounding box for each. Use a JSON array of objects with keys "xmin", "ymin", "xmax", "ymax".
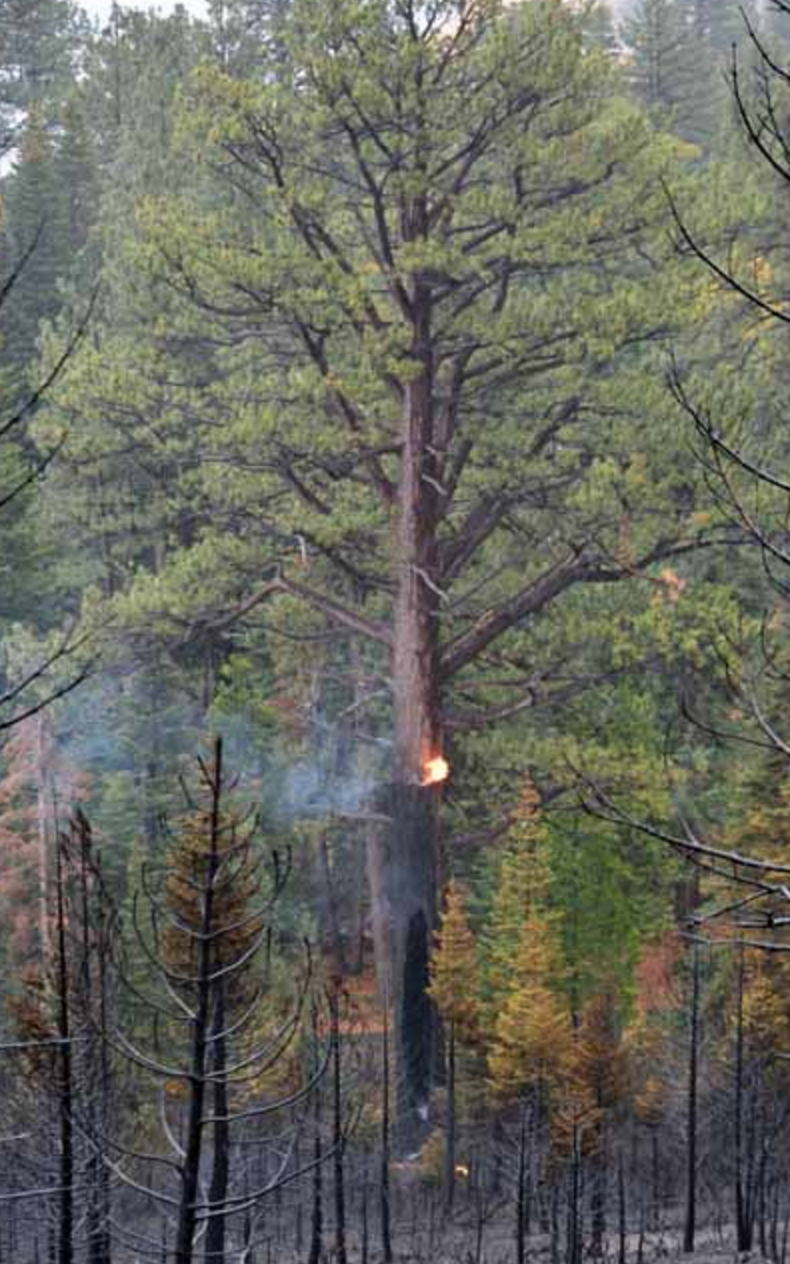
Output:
[
  {"xmin": 44, "ymin": 0, "xmax": 721, "ymax": 1130},
  {"xmin": 621, "ymin": 0, "xmax": 697, "ymax": 123},
  {"xmin": 0, "ymin": 105, "xmax": 67, "ymax": 372}
]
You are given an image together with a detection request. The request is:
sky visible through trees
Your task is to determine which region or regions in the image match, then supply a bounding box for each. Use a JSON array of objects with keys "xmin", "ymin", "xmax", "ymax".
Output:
[{"xmin": 84, "ymin": 0, "xmax": 207, "ymax": 20}]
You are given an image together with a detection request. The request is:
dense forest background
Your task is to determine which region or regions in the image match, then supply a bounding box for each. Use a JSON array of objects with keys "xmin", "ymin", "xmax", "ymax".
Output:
[{"xmin": 5, "ymin": 0, "xmax": 790, "ymax": 1260}]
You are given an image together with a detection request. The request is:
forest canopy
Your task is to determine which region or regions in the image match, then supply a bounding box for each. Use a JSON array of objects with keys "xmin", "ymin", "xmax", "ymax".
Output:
[{"xmin": 2, "ymin": 0, "xmax": 790, "ymax": 1260}]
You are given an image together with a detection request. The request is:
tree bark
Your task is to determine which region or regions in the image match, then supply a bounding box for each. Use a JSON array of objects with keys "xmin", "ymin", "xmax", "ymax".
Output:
[
  {"xmin": 332, "ymin": 991, "xmax": 348, "ymax": 1264},
  {"xmin": 54, "ymin": 840, "xmax": 73, "ymax": 1264},
  {"xmin": 735, "ymin": 946, "xmax": 752, "ymax": 1253},
  {"xmin": 380, "ymin": 1010, "xmax": 394, "ymax": 1264},
  {"xmin": 175, "ymin": 742, "xmax": 223, "ymax": 1263},
  {"xmin": 683, "ymin": 945, "xmax": 700, "ymax": 1255},
  {"xmin": 444, "ymin": 1021, "xmax": 456, "ymax": 1212},
  {"xmin": 204, "ymin": 981, "xmax": 230, "ymax": 1264},
  {"xmin": 516, "ymin": 1100, "xmax": 528, "ymax": 1264},
  {"xmin": 386, "ymin": 268, "xmax": 443, "ymax": 1149},
  {"xmin": 307, "ymin": 1086, "xmax": 323, "ymax": 1264}
]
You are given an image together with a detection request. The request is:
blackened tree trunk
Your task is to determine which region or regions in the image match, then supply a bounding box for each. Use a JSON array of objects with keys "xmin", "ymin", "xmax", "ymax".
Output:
[
  {"xmin": 174, "ymin": 745, "xmax": 223, "ymax": 1263},
  {"xmin": 591, "ymin": 1140, "xmax": 607, "ymax": 1258},
  {"xmin": 308, "ymin": 1085, "xmax": 323, "ymax": 1264},
  {"xmin": 54, "ymin": 840, "xmax": 73, "ymax": 1264},
  {"xmin": 735, "ymin": 945, "xmax": 753, "ymax": 1253},
  {"xmin": 387, "ymin": 261, "xmax": 443, "ymax": 1150},
  {"xmin": 516, "ymin": 1100, "xmax": 528, "ymax": 1264},
  {"xmin": 381, "ymin": 1010, "xmax": 393, "ymax": 1264},
  {"xmin": 361, "ymin": 1158, "xmax": 369, "ymax": 1264},
  {"xmin": 568, "ymin": 1127, "xmax": 582, "ymax": 1264},
  {"xmin": 618, "ymin": 1150, "xmax": 627, "ymax": 1264},
  {"xmin": 204, "ymin": 981, "xmax": 229, "ymax": 1264},
  {"xmin": 332, "ymin": 992, "xmax": 348, "ymax": 1264},
  {"xmin": 444, "ymin": 1021, "xmax": 457, "ymax": 1212},
  {"xmin": 683, "ymin": 945, "xmax": 700, "ymax": 1255}
]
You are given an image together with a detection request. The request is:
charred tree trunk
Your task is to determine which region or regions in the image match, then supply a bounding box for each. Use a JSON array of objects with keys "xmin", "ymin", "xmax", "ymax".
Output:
[
  {"xmin": 568, "ymin": 1127, "xmax": 582, "ymax": 1264},
  {"xmin": 386, "ymin": 266, "xmax": 443, "ymax": 1150},
  {"xmin": 331, "ymin": 992, "xmax": 348, "ymax": 1264},
  {"xmin": 445, "ymin": 1020, "xmax": 457, "ymax": 1212},
  {"xmin": 76, "ymin": 820, "xmax": 110, "ymax": 1264},
  {"xmin": 591, "ymin": 1137, "xmax": 607, "ymax": 1258},
  {"xmin": 516, "ymin": 1100, "xmax": 529, "ymax": 1264},
  {"xmin": 618, "ymin": 1150, "xmax": 627, "ymax": 1264},
  {"xmin": 735, "ymin": 946, "xmax": 753, "ymax": 1253},
  {"xmin": 650, "ymin": 1127, "xmax": 660, "ymax": 1230},
  {"xmin": 54, "ymin": 840, "xmax": 74, "ymax": 1264},
  {"xmin": 204, "ymin": 981, "xmax": 230, "ymax": 1264},
  {"xmin": 174, "ymin": 743, "xmax": 224, "ymax": 1264},
  {"xmin": 381, "ymin": 1010, "xmax": 394, "ymax": 1264},
  {"xmin": 308, "ymin": 1084, "xmax": 323, "ymax": 1264},
  {"xmin": 683, "ymin": 945, "xmax": 700, "ymax": 1255}
]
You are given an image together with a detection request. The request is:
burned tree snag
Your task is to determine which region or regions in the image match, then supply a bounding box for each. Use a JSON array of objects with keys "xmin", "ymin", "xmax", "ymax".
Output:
[
  {"xmin": 378, "ymin": 783, "xmax": 440, "ymax": 1151},
  {"xmin": 386, "ymin": 265, "xmax": 444, "ymax": 1148}
]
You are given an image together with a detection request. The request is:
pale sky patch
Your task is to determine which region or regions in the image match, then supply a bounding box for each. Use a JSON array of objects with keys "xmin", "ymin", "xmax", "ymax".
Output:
[{"xmin": 83, "ymin": 0, "xmax": 209, "ymax": 27}]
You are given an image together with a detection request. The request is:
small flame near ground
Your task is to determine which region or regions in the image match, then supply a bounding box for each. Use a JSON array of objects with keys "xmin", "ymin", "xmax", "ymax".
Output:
[{"xmin": 422, "ymin": 755, "xmax": 449, "ymax": 786}]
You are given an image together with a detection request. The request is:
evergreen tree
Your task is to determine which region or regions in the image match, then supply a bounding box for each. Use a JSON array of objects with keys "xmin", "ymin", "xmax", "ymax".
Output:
[
  {"xmin": 428, "ymin": 879, "xmax": 481, "ymax": 1208},
  {"xmin": 46, "ymin": 0, "xmax": 721, "ymax": 1136},
  {"xmin": 0, "ymin": 104, "xmax": 67, "ymax": 374},
  {"xmin": 677, "ymin": 0, "xmax": 753, "ymax": 149},
  {"xmin": 621, "ymin": 0, "xmax": 697, "ymax": 123},
  {"xmin": 480, "ymin": 792, "xmax": 555, "ymax": 1015},
  {"xmin": 54, "ymin": 94, "xmax": 98, "ymax": 260},
  {"xmin": 429, "ymin": 880, "xmax": 481, "ymax": 1046},
  {"xmin": 0, "ymin": 0, "xmax": 84, "ymax": 122},
  {"xmin": 208, "ymin": 0, "xmax": 292, "ymax": 71},
  {"xmin": 487, "ymin": 909, "xmax": 571, "ymax": 1105}
]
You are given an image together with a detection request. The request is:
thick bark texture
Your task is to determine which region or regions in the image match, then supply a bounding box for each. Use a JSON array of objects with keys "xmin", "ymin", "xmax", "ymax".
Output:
[
  {"xmin": 385, "ymin": 278, "xmax": 444, "ymax": 1149},
  {"xmin": 378, "ymin": 782, "xmax": 439, "ymax": 1150}
]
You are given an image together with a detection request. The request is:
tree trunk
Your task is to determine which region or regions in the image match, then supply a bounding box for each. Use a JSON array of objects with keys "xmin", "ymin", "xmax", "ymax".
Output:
[
  {"xmin": 175, "ymin": 743, "xmax": 223, "ymax": 1263},
  {"xmin": 516, "ymin": 1100, "xmax": 528, "ymax": 1264},
  {"xmin": 445, "ymin": 1021, "xmax": 456, "ymax": 1212},
  {"xmin": 683, "ymin": 945, "xmax": 700, "ymax": 1255},
  {"xmin": 54, "ymin": 839, "xmax": 73, "ymax": 1264},
  {"xmin": 204, "ymin": 981, "xmax": 230, "ymax": 1264},
  {"xmin": 361, "ymin": 1158, "xmax": 369, "ymax": 1264},
  {"xmin": 386, "ymin": 272, "xmax": 443, "ymax": 1150},
  {"xmin": 319, "ymin": 832, "xmax": 346, "ymax": 977},
  {"xmin": 591, "ymin": 1136, "xmax": 607, "ymax": 1258},
  {"xmin": 36, "ymin": 714, "xmax": 52, "ymax": 960},
  {"xmin": 735, "ymin": 946, "xmax": 752, "ymax": 1253},
  {"xmin": 307, "ymin": 1085, "xmax": 323, "ymax": 1264},
  {"xmin": 618, "ymin": 1150, "xmax": 627, "ymax": 1264},
  {"xmin": 332, "ymin": 992, "xmax": 348, "ymax": 1264},
  {"xmin": 381, "ymin": 1010, "xmax": 394, "ymax": 1264}
]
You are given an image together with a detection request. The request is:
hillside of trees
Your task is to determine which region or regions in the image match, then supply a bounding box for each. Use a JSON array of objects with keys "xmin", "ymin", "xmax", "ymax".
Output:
[{"xmin": 5, "ymin": 0, "xmax": 790, "ymax": 1260}]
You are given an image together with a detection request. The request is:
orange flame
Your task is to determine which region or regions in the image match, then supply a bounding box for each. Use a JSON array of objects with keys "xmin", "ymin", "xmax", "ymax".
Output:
[{"xmin": 422, "ymin": 755, "xmax": 449, "ymax": 787}]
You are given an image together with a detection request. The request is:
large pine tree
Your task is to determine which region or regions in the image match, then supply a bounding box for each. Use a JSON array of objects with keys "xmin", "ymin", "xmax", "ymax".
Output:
[{"xmin": 47, "ymin": 0, "xmax": 717, "ymax": 1142}]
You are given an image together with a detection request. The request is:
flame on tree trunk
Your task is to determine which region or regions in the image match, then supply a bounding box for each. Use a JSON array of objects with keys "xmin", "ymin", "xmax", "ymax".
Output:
[{"xmin": 380, "ymin": 278, "xmax": 444, "ymax": 1150}]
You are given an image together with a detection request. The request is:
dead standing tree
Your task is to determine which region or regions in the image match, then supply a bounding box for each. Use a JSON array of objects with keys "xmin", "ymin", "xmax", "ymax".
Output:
[
  {"xmin": 104, "ymin": 738, "xmax": 332, "ymax": 1262},
  {"xmin": 0, "ymin": 812, "xmax": 115, "ymax": 1264}
]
